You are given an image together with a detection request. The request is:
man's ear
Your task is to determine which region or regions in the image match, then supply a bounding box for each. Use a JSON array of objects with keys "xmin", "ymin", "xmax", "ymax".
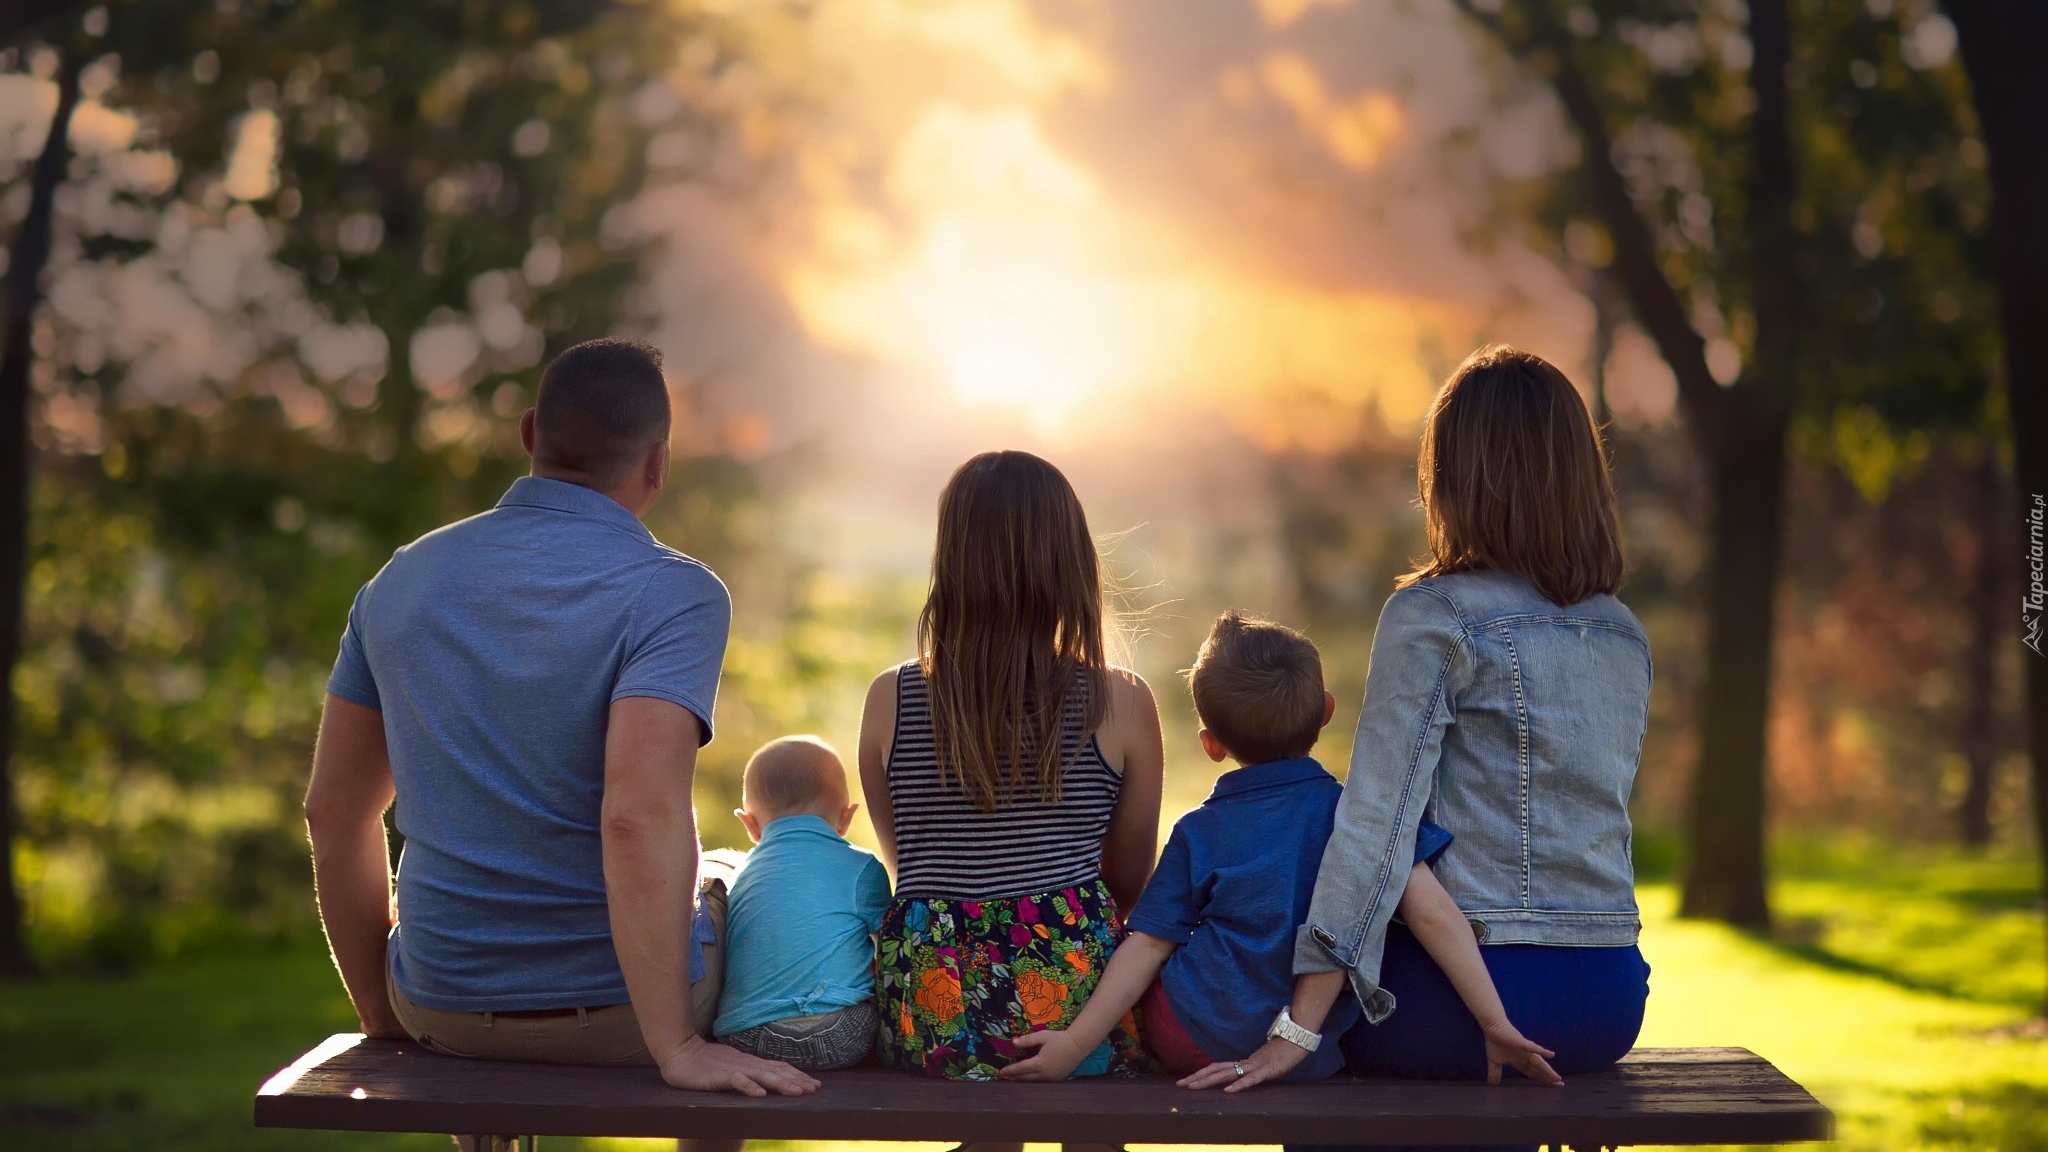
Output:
[
  {"xmin": 735, "ymin": 807, "xmax": 763, "ymax": 843},
  {"xmin": 837, "ymin": 801, "xmax": 860, "ymax": 836},
  {"xmin": 1321, "ymin": 690, "xmax": 1337, "ymax": 729},
  {"xmin": 644, "ymin": 438, "xmax": 670, "ymax": 494},
  {"xmin": 519, "ymin": 409, "xmax": 538, "ymax": 459},
  {"xmin": 1198, "ymin": 728, "xmax": 1230, "ymax": 764}
]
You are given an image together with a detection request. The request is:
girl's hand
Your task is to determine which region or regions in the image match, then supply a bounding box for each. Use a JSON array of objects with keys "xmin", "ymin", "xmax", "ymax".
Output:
[
  {"xmin": 1178, "ymin": 1036, "xmax": 1309, "ymax": 1093},
  {"xmin": 1481, "ymin": 1020, "xmax": 1562, "ymax": 1086},
  {"xmin": 998, "ymin": 1029, "xmax": 1088, "ymax": 1081}
]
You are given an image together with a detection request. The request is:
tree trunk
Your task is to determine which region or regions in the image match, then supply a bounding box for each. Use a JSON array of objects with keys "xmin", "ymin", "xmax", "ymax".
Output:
[
  {"xmin": 1944, "ymin": 0, "xmax": 2048, "ymax": 1007},
  {"xmin": 1676, "ymin": 0, "xmax": 1799, "ymax": 928},
  {"xmin": 1960, "ymin": 452, "xmax": 2006, "ymax": 847},
  {"xmin": 1680, "ymin": 398, "xmax": 1788, "ymax": 926},
  {"xmin": 1449, "ymin": 0, "xmax": 1800, "ymax": 926},
  {"xmin": 0, "ymin": 51, "xmax": 82, "ymax": 979}
]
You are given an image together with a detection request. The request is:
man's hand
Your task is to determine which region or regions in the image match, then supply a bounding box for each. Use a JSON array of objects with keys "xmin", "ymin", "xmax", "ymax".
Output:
[
  {"xmin": 1481, "ymin": 1019, "xmax": 1562, "ymax": 1086},
  {"xmin": 1178, "ymin": 1036, "xmax": 1310, "ymax": 1093},
  {"xmin": 657, "ymin": 1035, "xmax": 820, "ymax": 1097},
  {"xmin": 998, "ymin": 1028, "xmax": 1090, "ymax": 1081},
  {"xmin": 360, "ymin": 1014, "xmax": 410, "ymax": 1041}
]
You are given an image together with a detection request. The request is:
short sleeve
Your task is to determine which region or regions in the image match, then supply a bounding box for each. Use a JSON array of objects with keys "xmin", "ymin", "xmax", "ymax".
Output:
[
  {"xmin": 1413, "ymin": 819, "xmax": 1453, "ymax": 867},
  {"xmin": 613, "ymin": 559, "xmax": 732, "ymax": 745},
  {"xmin": 855, "ymin": 854, "xmax": 891, "ymax": 933},
  {"xmin": 326, "ymin": 583, "xmax": 381, "ymax": 710},
  {"xmin": 1125, "ymin": 823, "xmax": 1199, "ymax": 944}
]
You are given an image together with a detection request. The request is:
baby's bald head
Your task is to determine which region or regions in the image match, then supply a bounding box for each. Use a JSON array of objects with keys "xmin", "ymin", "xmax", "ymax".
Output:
[{"xmin": 739, "ymin": 736, "xmax": 849, "ymax": 828}]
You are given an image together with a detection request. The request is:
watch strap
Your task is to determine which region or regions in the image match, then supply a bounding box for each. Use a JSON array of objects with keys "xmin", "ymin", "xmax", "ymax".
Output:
[{"xmin": 1267, "ymin": 1007, "xmax": 1322, "ymax": 1052}]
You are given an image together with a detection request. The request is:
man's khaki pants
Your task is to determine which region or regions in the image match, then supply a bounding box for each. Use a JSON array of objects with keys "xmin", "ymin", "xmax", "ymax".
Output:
[{"xmin": 388, "ymin": 857, "xmax": 732, "ymax": 1066}]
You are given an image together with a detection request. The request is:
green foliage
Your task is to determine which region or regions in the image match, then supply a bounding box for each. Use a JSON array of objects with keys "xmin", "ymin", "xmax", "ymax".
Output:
[
  {"xmin": 4, "ymin": 0, "xmax": 770, "ymax": 968},
  {"xmin": 1491, "ymin": 0, "xmax": 2001, "ymax": 497}
]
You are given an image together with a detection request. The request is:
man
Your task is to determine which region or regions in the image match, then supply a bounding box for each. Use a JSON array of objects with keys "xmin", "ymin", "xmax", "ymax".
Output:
[{"xmin": 305, "ymin": 339, "xmax": 818, "ymax": 1103}]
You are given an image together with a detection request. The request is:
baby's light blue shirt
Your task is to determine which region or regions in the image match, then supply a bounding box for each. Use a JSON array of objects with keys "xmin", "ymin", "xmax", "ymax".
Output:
[{"xmin": 714, "ymin": 815, "xmax": 891, "ymax": 1037}]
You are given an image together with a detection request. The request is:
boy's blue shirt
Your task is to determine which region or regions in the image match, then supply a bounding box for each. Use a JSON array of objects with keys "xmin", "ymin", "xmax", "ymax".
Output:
[
  {"xmin": 714, "ymin": 814, "xmax": 892, "ymax": 1037},
  {"xmin": 1128, "ymin": 757, "xmax": 1452, "ymax": 1081}
]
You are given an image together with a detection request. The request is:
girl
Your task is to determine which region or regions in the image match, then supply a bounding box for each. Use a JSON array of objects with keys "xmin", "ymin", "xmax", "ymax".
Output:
[
  {"xmin": 1190, "ymin": 346, "xmax": 1652, "ymax": 1107},
  {"xmin": 859, "ymin": 450, "xmax": 1164, "ymax": 1083}
]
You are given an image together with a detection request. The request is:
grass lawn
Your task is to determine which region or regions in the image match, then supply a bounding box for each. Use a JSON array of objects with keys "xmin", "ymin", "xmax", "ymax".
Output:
[{"xmin": 1, "ymin": 847, "xmax": 2040, "ymax": 1151}]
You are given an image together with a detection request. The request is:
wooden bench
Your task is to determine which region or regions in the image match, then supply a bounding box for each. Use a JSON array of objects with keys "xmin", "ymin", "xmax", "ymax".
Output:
[{"xmin": 255, "ymin": 1034, "xmax": 1831, "ymax": 1148}]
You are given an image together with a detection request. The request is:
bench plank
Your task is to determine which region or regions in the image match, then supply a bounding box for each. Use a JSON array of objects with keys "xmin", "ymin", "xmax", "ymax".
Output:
[{"xmin": 255, "ymin": 1035, "xmax": 1831, "ymax": 1146}]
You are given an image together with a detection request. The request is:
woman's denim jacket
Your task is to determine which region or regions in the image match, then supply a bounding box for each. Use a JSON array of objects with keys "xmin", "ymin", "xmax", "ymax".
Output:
[{"xmin": 1294, "ymin": 569, "xmax": 1650, "ymax": 1023}]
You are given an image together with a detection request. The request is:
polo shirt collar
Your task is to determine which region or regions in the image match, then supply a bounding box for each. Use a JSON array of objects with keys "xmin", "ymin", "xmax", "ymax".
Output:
[
  {"xmin": 1206, "ymin": 756, "xmax": 1333, "ymax": 803},
  {"xmin": 758, "ymin": 813, "xmax": 841, "ymax": 843},
  {"xmin": 497, "ymin": 476, "xmax": 651, "ymax": 538}
]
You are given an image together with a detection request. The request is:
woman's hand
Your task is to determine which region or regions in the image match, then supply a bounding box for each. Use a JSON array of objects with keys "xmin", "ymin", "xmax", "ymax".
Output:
[
  {"xmin": 1481, "ymin": 1019, "xmax": 1562, "ymax": 1086},
  {"xmin": 999, "ymin": 1028, "xmax": 1090, "ymax": 1081},
  {"xmin": 1178, "ymin": 1036, "xmax": 1310, "ymax": 1093}
]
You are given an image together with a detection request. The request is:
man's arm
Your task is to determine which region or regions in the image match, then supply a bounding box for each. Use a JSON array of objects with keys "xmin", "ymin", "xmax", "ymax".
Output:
[
  {"xmin": 305, "ymin": 694, "xmax": 405, "ymax": 1039},
  {"xmin": 602, "ymin": 696, "xmax": 818, "ymax": 1097}
]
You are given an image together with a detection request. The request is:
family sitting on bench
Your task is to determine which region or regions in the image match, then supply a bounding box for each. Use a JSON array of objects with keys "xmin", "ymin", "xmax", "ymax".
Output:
[{"xmin": 304, "ymin": 339, "xmax": 1652, "ymax": 1150}]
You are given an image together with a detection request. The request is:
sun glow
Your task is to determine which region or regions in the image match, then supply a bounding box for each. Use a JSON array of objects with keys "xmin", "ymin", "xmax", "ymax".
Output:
[{"xmin": 763, "ymin": 0, "xmax": 1467, "ymax": 440}]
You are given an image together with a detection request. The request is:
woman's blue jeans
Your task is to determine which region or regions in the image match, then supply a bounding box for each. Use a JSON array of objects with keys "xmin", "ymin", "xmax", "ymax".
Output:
[{"xmin": 1292, "ymin": 922, "xmax": 1650, "ymax": 1152}]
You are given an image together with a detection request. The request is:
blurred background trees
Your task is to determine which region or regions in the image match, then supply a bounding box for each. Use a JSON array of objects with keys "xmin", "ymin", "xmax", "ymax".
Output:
[
  {"xmin": 0, "ymin": 0, "xmax": 2036, "ymax": 1005},
  {"xmin": 1428, "ymin": 0, "xmax": 2017, "ymax": 931},
  {"xmin": 0, "ymin": 0, "xmax": 775, "ymax": 969}
]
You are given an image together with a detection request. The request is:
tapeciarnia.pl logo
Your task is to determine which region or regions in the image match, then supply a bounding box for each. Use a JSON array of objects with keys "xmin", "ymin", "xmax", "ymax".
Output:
[{"xmin": 2028, "ymin": 494, "xmax": 2046, "ymax": 656}]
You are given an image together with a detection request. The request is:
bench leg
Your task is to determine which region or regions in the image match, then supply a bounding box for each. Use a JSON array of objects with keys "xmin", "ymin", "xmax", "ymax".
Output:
[{"xmin": 452, "ymin": 1136, "xmax": 536, "ymax": 1152}]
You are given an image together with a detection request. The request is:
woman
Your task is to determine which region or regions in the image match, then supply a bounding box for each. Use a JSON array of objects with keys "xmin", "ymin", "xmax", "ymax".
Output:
[
  {"xmin": 859, "ymin": 450, "xmax": 1165, "ymax": 1084},
  {"xmin": 1190, "ymin": 346, "xmax": 1651, "ymax": 1103}
]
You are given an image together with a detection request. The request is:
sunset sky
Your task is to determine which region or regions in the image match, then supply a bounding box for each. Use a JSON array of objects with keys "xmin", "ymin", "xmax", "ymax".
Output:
[{"xmin": 637, "ymin": 0, "xmax": 1678, "ymax": 577}]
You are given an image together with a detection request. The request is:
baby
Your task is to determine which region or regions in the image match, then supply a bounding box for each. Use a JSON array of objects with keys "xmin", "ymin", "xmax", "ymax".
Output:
[
  {"xmin": 712, "ymin": 735, "xmax": 891, "ymax": 1071},
  {"xmin": 1002, "ymin": 612, "xmax": 1551, "ymax": 1085}
]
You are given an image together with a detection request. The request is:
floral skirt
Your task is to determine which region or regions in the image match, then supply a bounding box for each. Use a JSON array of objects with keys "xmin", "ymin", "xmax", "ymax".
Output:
[{"xmin": 876, "ymin": 877, "xmax": 1148, "ymax": 1080}]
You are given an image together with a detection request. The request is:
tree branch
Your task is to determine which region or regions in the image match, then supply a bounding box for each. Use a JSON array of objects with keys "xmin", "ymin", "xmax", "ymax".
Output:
[
  {"xmin": 1448, "ymin": 0, "xmax": 1727, "ymax": 448},
  {"xmin": 0, "ymin": 0, "xmax": 89, "ymax": 51}
]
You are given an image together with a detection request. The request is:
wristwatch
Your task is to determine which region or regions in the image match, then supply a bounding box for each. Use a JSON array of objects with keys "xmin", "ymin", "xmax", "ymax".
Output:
[{"xmin": 1266, "ymin": 1006, "xmax": 1322, "ymax": 1052}]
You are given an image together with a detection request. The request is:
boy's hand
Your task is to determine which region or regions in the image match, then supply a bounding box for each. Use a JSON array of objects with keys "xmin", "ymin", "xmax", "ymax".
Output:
[
  {"xmin": 1178, "ymin": 1036, "xmax": 1309, "ymax": 1093},
  {"xmin": 1480, "ymin": 1020, "xmax": 1562, "ymax": 1086},
  {"xmin": 998, "ymin": 1029, "xmax": 1089, "ymax": 1081}
]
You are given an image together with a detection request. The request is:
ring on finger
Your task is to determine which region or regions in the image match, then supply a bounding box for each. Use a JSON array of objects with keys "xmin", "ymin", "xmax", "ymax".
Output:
[{"xmin": 1233, "ymin": 1062, "xmax": 1246, "ymax": 1078}]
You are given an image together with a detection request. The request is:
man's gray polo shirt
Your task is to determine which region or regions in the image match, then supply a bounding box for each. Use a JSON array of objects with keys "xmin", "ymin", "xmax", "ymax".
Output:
[{"xmin": 328, "ymin": 476, "xmax": 730, "ymax": 1012}]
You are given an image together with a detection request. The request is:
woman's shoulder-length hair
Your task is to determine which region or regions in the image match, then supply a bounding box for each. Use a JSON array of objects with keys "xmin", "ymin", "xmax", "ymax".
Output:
[{"xmin": 1402, "ymin": 345, "xmax": 1625, "ymax": 607}]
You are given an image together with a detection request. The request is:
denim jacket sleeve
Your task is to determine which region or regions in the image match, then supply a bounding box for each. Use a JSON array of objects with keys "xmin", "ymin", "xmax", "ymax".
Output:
[{"xmin": 1293, "ymin": 584, "xmax": 1471, "ymax": 1023}]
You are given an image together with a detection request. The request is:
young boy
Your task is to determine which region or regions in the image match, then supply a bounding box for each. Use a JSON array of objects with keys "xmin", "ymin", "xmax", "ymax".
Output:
[
  {"xmin": 713, "ymin": 735, "xmax": 891, "ymax": 1071},
  {"xmin": 1000, "ymin": 612, "xmax": 1555, "ymax": 1086}
]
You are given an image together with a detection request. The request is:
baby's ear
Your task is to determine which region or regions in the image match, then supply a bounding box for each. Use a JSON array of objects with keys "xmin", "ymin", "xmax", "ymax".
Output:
[
  {"xmin": 1320, "ymin": 690, "xmax": 1337, "ymax": 729},
  {"xmin": 735, "ymin": 807, "xmax": 764, "ymax": 843},
  {"xmin": 837, "ymin": 801, "xmax": 860, "ymax": 835}
]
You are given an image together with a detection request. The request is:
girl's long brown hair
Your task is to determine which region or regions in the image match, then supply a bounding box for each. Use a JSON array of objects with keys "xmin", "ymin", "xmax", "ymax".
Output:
[
  {"xmin": 917, "ymin": 451, "xmax": 1109, "ymax": 812},
  {"xmin": 1402, "ymin": 345, "xmax": 1624, "ymax": 606}
]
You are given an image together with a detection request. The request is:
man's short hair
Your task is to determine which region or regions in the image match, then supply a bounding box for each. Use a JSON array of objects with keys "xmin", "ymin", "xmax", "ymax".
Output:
[
  {"xmin": 1187, "ymin": 611, "xmax": 1325, "ymax": 765},
  {"xmin": 532, "ymin": 338, "xmax": 671, "ymax": 490},
  {"xmin": 743, "ymin": 736, "xmax": 847, "ymax": 819}
]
